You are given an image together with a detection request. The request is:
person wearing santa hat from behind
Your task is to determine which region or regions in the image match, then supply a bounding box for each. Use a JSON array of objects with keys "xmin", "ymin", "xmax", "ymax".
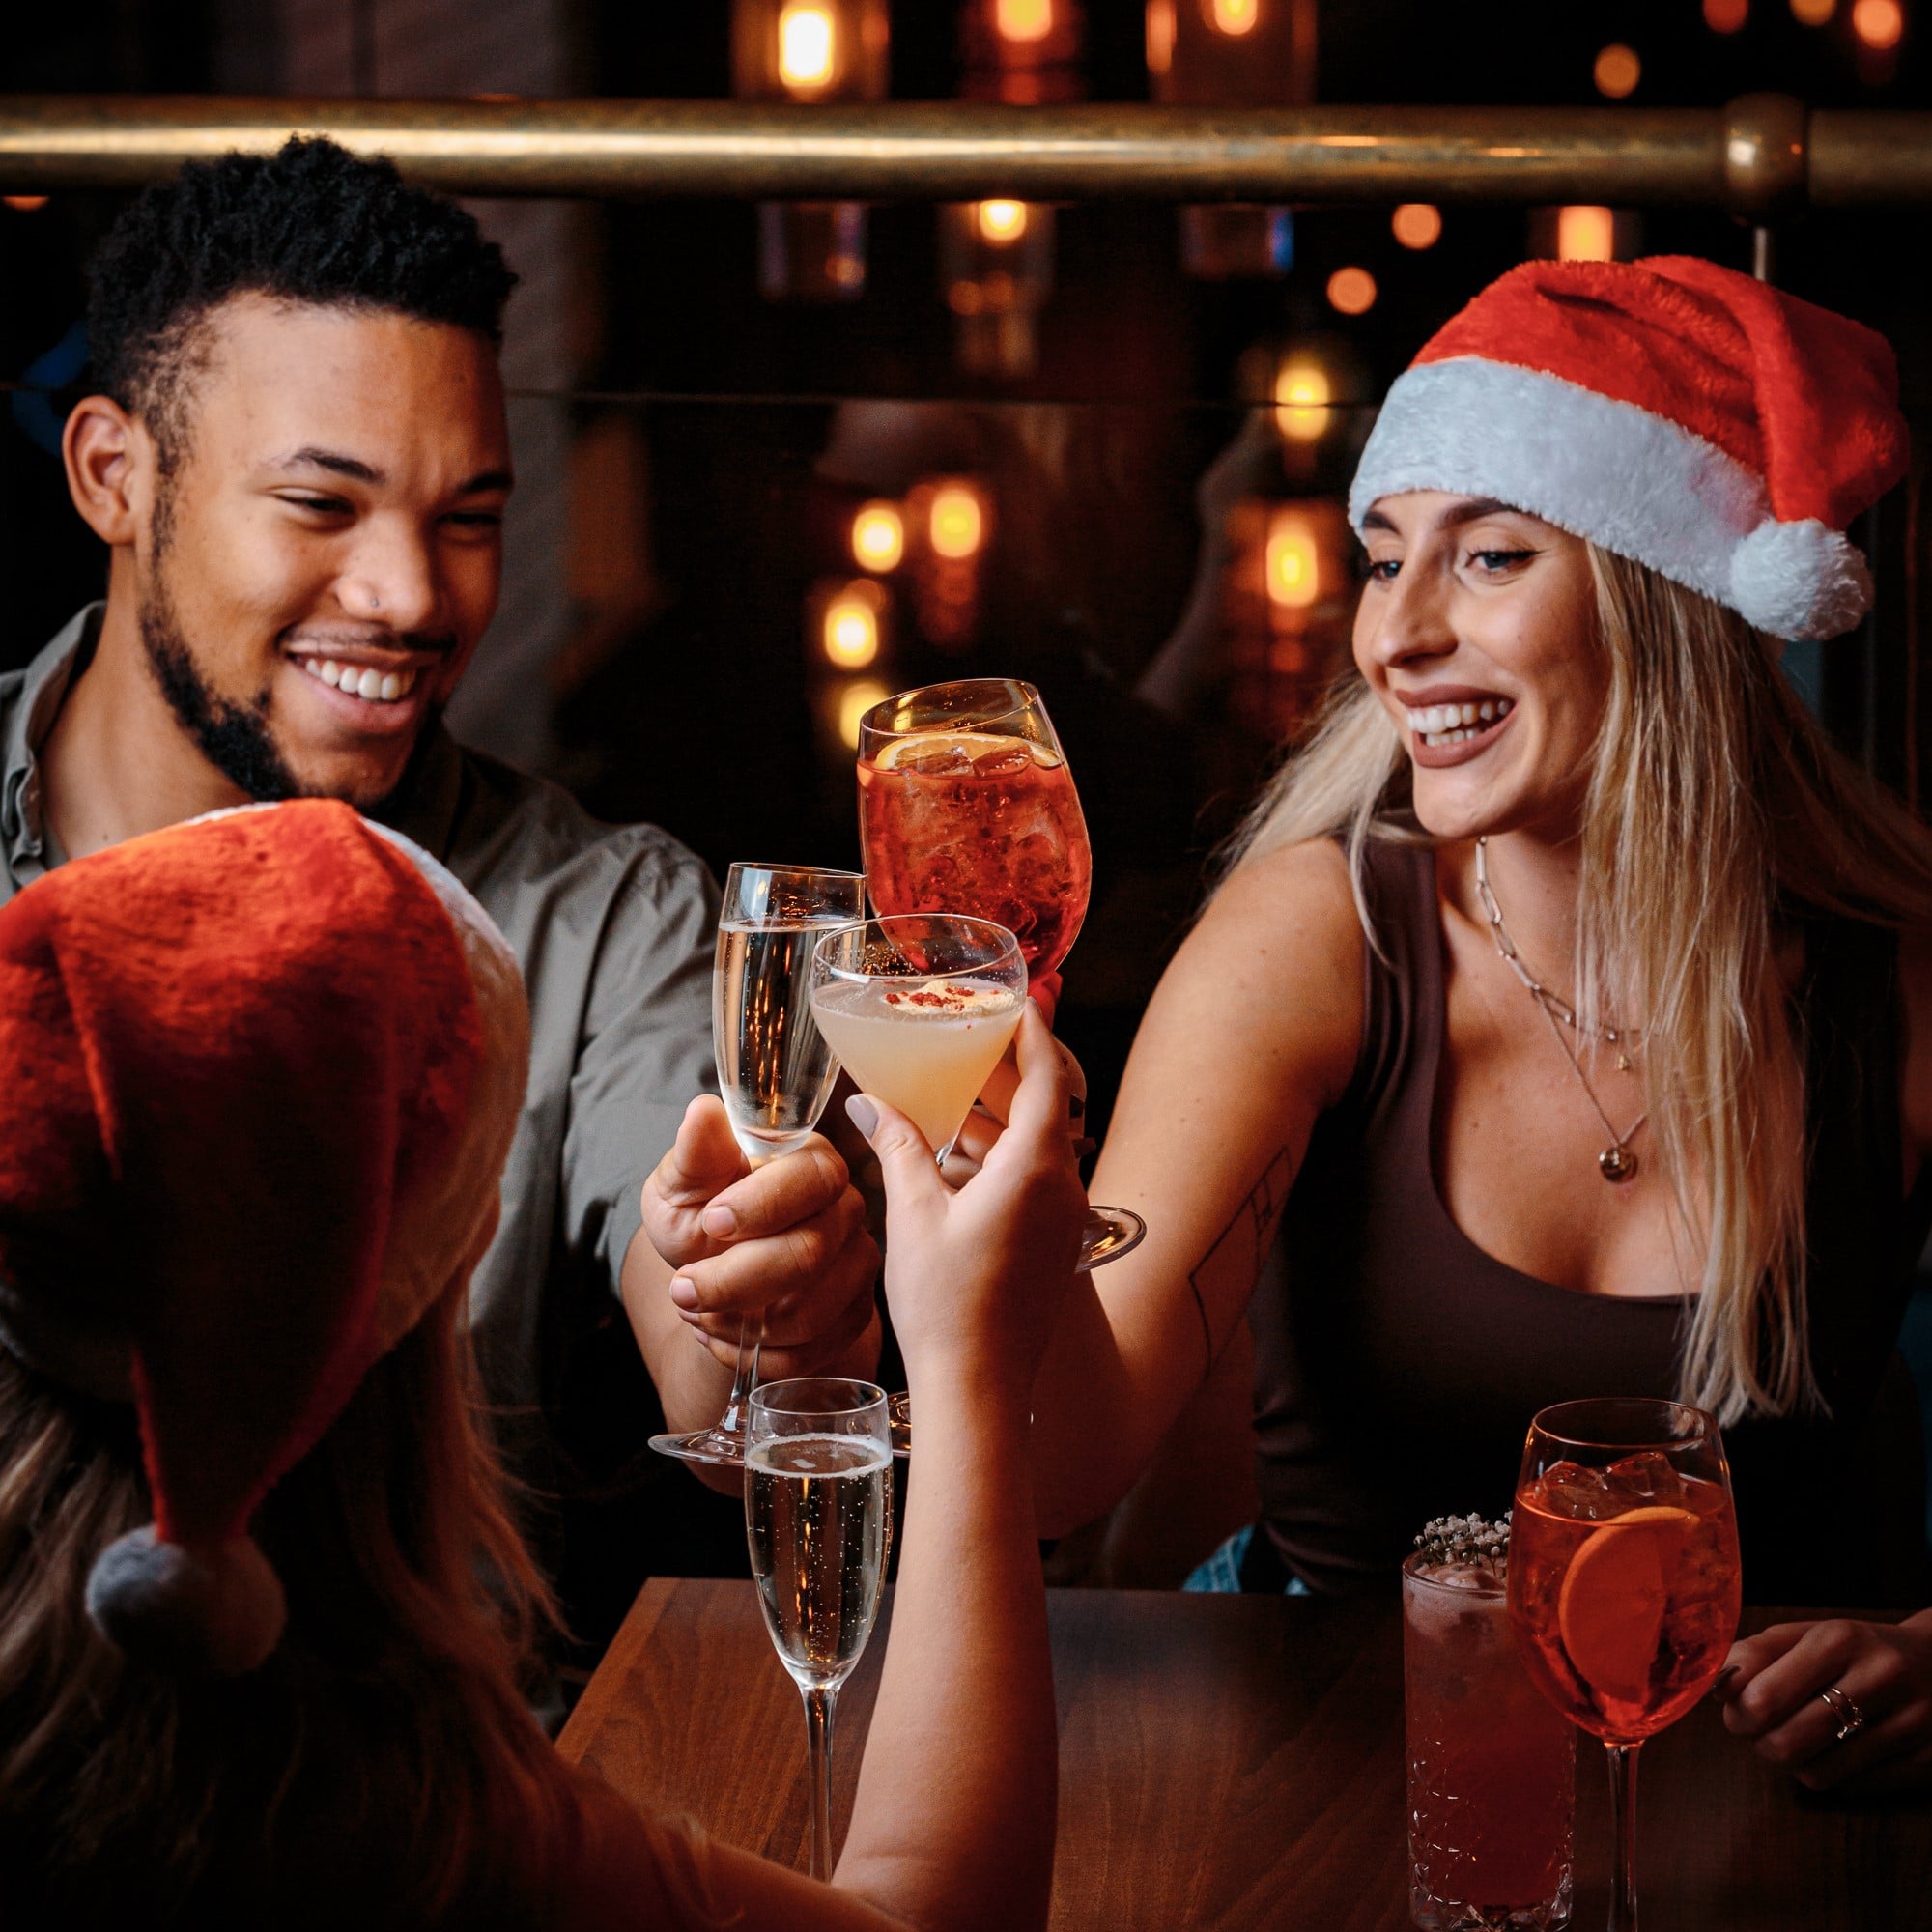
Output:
[
  {"xmin": 0, "ymin": 798, "xmax": 1080, "ymax": 1927},
  {"xmin": 1020, "ymin": 255, "xmax": 1932, "ymax": 1793}
]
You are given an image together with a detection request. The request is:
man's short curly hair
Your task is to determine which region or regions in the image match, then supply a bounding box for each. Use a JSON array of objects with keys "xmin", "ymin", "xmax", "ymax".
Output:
[{"xmin": 86, "ymin": 136, "xmax": 517, "ymax": 469}]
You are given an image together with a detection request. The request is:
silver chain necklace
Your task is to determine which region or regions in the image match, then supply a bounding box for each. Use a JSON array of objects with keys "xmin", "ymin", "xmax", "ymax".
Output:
[{"xmin": 1473, "ymin": 838, "xmax": 1648, "ymax": 1185}]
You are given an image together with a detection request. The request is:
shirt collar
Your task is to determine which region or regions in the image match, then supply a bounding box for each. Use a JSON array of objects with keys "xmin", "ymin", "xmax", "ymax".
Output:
[{"xmin": 3, "ymin": 604, "xmax": 103, "ymax": 882}]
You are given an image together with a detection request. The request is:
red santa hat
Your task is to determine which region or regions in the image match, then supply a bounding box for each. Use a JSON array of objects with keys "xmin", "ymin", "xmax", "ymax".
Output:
[
  {"xmin": 0, "ymin": 800, "xmax": 528, "ymax": 1675},
  {"xmin": 1349, "ymin": 255, "xmax": 1909, "ymax": 641}
]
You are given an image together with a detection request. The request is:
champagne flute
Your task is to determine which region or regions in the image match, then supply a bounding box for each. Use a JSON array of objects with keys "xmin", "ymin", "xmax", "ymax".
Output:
[
  {"xmin": 856, "ymin": 678, "xmax": 1144, "ymax": 1268},
  {"xmin": 1507, "ymin": 1399, "xmax": 1743, "ymax": 1932},
  {"xmin": 746, "ymin": 1378, "xmax": 895, "ymax": 1880},
  {"xmin": 649, "ymin": 863, "xmax": 866, "ymax": 1468}
]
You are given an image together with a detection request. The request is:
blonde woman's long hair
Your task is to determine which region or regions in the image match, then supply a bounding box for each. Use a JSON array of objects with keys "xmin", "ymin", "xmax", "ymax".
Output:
[{"xmin": 1229, "ymin": 546, "xmax": 1932, "ymax": 1426}]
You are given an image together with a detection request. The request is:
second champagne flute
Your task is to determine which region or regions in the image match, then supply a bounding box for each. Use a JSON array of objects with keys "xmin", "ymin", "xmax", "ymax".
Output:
[{"xmin": 649, "ymin": 862, "xmax": 865, "ymax": 1469}]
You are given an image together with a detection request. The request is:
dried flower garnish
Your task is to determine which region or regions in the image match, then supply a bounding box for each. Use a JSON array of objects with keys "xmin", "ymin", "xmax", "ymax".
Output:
[{"xmin": 1413, "ymin": 1512, "xmax": 1512, "ymax": 1575}]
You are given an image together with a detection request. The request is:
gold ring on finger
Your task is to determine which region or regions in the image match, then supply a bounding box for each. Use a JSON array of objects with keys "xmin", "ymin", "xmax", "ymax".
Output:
[{"xmin": 1818, "ymin": 1683, "xmax": 1866, "ymax": 1745}]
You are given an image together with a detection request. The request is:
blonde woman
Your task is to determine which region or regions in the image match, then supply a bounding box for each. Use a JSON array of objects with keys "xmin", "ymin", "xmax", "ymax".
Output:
[{"xmin": 1028, "ymin": 257, "xmax": 1932, "ymax": 1793}]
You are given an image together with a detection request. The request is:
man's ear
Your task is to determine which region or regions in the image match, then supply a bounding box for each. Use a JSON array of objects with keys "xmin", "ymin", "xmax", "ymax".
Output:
[{"xmin": 64, "ymin": 394, "xmax": 156, "ymax": 549}]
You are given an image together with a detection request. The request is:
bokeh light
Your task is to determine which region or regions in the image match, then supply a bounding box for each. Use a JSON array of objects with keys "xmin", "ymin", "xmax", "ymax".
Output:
[
  {"xmin": 1273, "ymin": 357, "xmax": 1331, "ymax": 441},
  {"xmin": 1790, "ymin": 0, "xmax": 1835, "ymax": 24},
  {"xmin": 1326, "ymin": 267, "xmax": 1378, "ymax": 317},
  {"xmin": 1593, "ymin": 44, "xmax": 1641, "ymax": 99},
  {"xmin": 778, "ymin": 2, "xmax": 838, "ymax": 91},
  {"xmin": 2, "ymin": 196, "xmax": 49, "ymax": 213},
  {"xmin": 838, "ymin": 678, "xmax": 894, "ymax": 749},
  {"xmin": 851, "ymin": 502, "xmax": 905, "ymax": 572},
  {"xmin": 1265, "ymin": 511, "xmax": 1321, "ymax": 611},
  {"xmin": 1209, "ymin": 0, "xmax": 1262, "ymax": 34},
  {"xmin": 1703, "ymin": 0, "xmax": 1749, "ymax": 28},
  {"xmin": 996, "ymin": 0, "xmax": 1054, "ymax": 40},
  {"xmin": 928, "ymin": 482, "xmax": 987, "ymax": 559},
  {"xmin": 822, "ymin": 582, "xmax": 885, "ymax": 668},
  {"xmin": 1557, "ymin": 206, "xmax": 1618, "ymax": 262},
  {"xmin": 1391, "ymin": 204, "xmax": 1442, "ymax": 250},
  {"xmin": 1852, "ymin": 0, "xmax": 1904, "ymax": 46},
  {"xmin": 977, "ymin": 199, "xmax": 1030, "ymax": 243}
]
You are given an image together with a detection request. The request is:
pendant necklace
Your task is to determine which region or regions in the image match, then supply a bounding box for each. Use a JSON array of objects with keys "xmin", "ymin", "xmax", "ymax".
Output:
[{"xmin": 1474, "ymin": 838, "xmax": 1647, "ymax": 1184}]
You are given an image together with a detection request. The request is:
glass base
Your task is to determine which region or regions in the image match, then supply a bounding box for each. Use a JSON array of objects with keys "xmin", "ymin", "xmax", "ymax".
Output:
[
  {"xmin": 1079, "ymin": 1206, "xmax": 1146, "ymax": 1270},
  {"xmin": 1407, "ymin": 1875, "xmax": 1573, "ymax": 1931},
  {"xmin": 649, "ymin": 1422, "xmax": 749, "ymax": 1469}
]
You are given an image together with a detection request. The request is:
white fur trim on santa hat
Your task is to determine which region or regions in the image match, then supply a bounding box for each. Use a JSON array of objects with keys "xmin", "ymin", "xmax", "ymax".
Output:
[{"xmin": 1349, "ymin": 356, "xmax": 1872, "ymax": 640}]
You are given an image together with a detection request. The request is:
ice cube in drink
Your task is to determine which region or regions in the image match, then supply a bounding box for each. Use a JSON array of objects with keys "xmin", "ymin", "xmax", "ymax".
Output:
[{"xmin": 1404, "ymin": 1554, "xmax": 1577, "ymax": 1931}]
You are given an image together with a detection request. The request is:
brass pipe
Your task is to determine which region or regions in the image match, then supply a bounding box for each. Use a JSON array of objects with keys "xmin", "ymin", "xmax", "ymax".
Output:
[{"xmin": 1, "ymin": 96, "xmax": 1927, "ymax": 208}]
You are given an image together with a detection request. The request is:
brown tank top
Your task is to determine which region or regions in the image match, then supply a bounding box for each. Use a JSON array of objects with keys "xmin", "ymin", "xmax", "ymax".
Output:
[{"xmin": 1250, "ymin": 837, "xmax": 1932, "ymax": 1605}]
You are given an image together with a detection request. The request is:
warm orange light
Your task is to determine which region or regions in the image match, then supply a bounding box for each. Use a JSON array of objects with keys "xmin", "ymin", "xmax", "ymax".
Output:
[
  {"xmin": 929, "ymin": 483, "xmax": 986, "ymax": 559},
  {"xmin": 977, "ymin": 199, "xmax": 1030, "ymax": 243},
  {"xmin": 996, "ymin": 0, "xmax": 1053, "ymax": 41},
  {"xmin": 1265, "ymin": 511, "xmax": 1321, "ymax": 611},
  {"xmin": 1790, "ymin": 0, "xmax": 1836, "ymax": 23},
  {"xmin": 1273, "ymin": 358, "xmax": 1330, "ymax": 441},
  {"xmin": 823, "ymin": 584, "xmax": 883, "ymax": 668},
  {"xmin": 851, "ymin": 501, "xmax": 905, "ymax": 572},
  {"xmin": 1557, "ymin": 205, "xmax": 1618, "ymax": 263},
  {"xmin": 1325, "ymin": 267, "xmax": 1378, "ymax": 317},
  {"xmin": 1852, "ymin": 0, "xmax": 1904, "ymax": 45},
  {"xmin": 1391, "ymin": 203, "xmax": 1442, "ymax": 250},
  {"xmin": 2, "ymin": 196, "xmax": 48, "ymax": 213},
  {"xmin": 1147, "ymin": 0, "xmax": 1177, "ymax": 72},
  {"xmin": 1703, "ymin": 0, "xmax": 1749, "ymax": 29},
  {"xmin": 1208, "ymin": 0, "xmax": 1261, "ymax": 34},
  {"xmin": 778, "ymin": 2, "xmax": 838, "ymax": 90},
  {"xmin": 838, "ymin": 677, "xmax": 894, "ymax": 749},
  {"xmin": 1593, "ymin": 43, "xmax": 1641, "ymax": 98}
]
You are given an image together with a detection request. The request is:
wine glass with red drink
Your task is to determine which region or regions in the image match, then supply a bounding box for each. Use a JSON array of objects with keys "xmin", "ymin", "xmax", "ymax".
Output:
[{"xmin": 857, "ymin": 678, "xmax": 1145, "ymax": 1270}]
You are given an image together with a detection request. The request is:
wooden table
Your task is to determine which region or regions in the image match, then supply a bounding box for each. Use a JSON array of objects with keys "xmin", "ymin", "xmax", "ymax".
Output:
[{"xmin": 560, "ymin": 1581, "xmax": 1932, "ymax": 1929}]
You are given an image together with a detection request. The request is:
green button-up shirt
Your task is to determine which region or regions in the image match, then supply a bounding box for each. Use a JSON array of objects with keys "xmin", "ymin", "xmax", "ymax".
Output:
[{"xmin": 1, "ymin": 608, "xmax": 721, "ymax": 1468}]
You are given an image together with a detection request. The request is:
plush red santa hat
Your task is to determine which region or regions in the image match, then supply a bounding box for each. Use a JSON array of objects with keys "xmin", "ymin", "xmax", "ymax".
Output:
[
  {"xmin": 1349, "ymin": 255, "xmax": 1909, "ymax": 641},
  {"xmin": 0, "ymin": 799, "xmax": 528, "ymax": 1675}
]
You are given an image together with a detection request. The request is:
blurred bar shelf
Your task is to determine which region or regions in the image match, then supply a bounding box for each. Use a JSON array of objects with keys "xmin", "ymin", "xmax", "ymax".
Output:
[{"xmin": 2, "ymin": 95, "xmax": 1928, "ymax": 210}]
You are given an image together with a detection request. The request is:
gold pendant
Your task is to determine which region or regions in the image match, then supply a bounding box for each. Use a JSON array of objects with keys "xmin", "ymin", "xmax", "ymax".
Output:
[{"xmin": 1599, "ymin": 1144, "xmax": 1638, "ymax": 1184}]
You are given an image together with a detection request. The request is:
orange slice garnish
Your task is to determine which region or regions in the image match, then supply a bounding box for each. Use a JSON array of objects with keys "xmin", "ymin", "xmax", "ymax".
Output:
[
  {"xmin": 1556, "ymin": 1504, "xmax": 1693, "ymax": 1703},
  {"xmin": 872, "ymin": 731, "xmax": 1060, "ymax": 772}
]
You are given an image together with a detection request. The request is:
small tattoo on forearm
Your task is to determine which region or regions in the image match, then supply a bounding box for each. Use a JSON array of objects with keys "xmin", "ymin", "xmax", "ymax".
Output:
[{"xmin": 1185, "ymin": 1144, "xmax": 1293, "ymax": 1364}]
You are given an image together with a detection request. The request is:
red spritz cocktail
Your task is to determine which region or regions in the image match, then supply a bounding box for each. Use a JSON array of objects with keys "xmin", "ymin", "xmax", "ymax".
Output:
[
  {"xmin": 1507, "ymin": 1400, "xmax": 1742, "ymax": 1932},
  {"xmin": 857, "ymin": 680, "xmax": 1092, "ymax": 982},
  {"xmin": 1404, "ymin": 1532, "xmax": 1576, "ymax": 1931}
]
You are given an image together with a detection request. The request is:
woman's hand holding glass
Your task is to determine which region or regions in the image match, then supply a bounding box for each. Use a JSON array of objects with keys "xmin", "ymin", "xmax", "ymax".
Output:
[{"xmin": 845, "ymin": 999, "xmax": 1087, "ymax": 1406}]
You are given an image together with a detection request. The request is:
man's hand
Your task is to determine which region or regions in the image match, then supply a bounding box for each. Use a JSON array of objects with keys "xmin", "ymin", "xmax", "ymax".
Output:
[{"xmin": 641, "ymin": 1095, "xmax": 880, "ymax": 1378}]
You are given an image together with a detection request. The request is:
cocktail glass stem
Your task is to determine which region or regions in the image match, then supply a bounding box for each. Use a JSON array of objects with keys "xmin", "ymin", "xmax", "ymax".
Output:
[
  {"xmin": 803, "ymin": 1684, "xmax": 837, "ymax": 1879},
  {"xmin": 714, "ymin": 1313, "xmax": 764, "ymax": 1437},
  {"xmin": 1605, "ymin": 1741, "xmax": 1640, "ymax": 1932}
]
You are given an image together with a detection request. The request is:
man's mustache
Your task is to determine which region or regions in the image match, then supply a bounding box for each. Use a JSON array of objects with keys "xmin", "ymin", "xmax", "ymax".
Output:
[{"xmin": 281, "ymin": 627, "xmax": 459, "ymax": 659}]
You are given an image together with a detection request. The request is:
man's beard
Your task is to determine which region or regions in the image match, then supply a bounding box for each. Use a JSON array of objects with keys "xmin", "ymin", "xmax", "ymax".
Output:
[{"xmin": 137, "ymin": 576, "xmax": 441, "ymax": 810}]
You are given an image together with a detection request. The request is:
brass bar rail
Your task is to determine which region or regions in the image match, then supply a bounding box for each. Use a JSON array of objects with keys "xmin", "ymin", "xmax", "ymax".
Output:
[{"xmin": 0, "ymin": 95, "xmax": 1925, "ymax": 210}]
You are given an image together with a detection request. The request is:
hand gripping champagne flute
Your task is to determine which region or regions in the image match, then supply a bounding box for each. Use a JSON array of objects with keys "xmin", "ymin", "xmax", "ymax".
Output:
[
  {"xmin": 1507, "ymin": 1399, "xmax": 1743, "ymax": 1932},
  {"xmin": 649, "ymin": 863, "xmax": 866, "ymax": 1468},
  {"xmin": 856, "ymin": 677, "xmax": 1144, "ymax": 1269},
  {"xmin": 746, "ymin": 1378, "xmax": 895, "ymax": 1880}
]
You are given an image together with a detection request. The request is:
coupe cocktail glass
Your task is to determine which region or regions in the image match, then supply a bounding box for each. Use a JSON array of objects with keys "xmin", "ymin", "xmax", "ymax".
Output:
[
  {"xmin": 1507, "ymin": 1400, "xmax": 1742, "ymax": 1932},
  {"xmin": 1404, "ymin": 1542, "xmax": 1577, "ymax": 1930}
]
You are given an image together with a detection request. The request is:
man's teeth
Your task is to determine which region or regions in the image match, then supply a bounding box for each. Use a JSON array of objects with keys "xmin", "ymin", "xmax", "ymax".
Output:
[
  {"xmin": 298, "ymin": 658, "xmax": 418, "ymax": 703},
  {"xmin": 1406, "ymin": 697, "xmax": 1512, "ymax": 748}
]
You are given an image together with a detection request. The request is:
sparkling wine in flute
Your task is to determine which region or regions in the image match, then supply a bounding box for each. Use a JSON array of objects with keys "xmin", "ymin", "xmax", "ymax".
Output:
[
  {"xmin": 715, "ymin": 917, "xmax": 853, "ymax": 1162},
  {"xmin": 747, "ymin": 1433, "xmax": 894, "ymax": 1690}
]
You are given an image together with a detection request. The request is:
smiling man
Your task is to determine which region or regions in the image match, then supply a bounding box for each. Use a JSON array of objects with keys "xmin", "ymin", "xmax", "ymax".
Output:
[{"xmin": 0, "ymin": 139, "xmax": 879, "ymax": 1694}]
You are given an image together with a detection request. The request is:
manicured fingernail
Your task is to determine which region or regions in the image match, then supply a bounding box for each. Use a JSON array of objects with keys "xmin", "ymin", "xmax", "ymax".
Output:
[
  {"xmin": 701, "ymin": 1203, "xmax": 737, "ymax": 1238},
  {"xmin": 1072, "ymin": 1136, "xmax": 1097, "ymax": 1159},
  {"xmin": 845, "ymin": 1094, "xmax": 878, "ymax": 1137},
  {"xmin": 668, "ymin": 1277, "xmax": 698, "ymax": 1310},
  {"xmin": 1068, "ymin": 1094, "xmax": 1086, "ymax": 1120},
  {"xmin": 1712, "ymin": 1664, "xmax": 1739, "ymax": 1697}
]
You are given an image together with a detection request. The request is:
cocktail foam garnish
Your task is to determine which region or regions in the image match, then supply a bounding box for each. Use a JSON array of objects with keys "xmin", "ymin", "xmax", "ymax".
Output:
[{"xmin": 881, "ymin": 979, "xmax": 1017, "ymax": 1015}]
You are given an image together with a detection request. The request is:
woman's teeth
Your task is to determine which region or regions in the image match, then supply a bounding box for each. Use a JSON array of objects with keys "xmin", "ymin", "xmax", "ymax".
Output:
[
  {"xmin": 298, "ymin": 658, "xmax": 418, "ymax": 703},
  {"xmin": 1407, "ymin": 697, "xmax": 1512, "ymax": 748}
]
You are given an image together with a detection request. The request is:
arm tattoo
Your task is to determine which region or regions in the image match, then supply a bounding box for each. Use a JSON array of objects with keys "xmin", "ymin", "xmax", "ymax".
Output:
[{"xmin": 1185, "ymin": 1142, "xmax": 1294, "ymax": 1368}]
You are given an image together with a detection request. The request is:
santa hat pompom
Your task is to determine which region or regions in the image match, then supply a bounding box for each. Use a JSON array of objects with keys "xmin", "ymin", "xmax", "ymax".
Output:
[
  {"xmin": 86, "ymin": 1525, "xmax": 287, "ymax": 1677},
  {"xmin": 1728, "ymin": 517, "xmax": 1873, "ymax": 642}
]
